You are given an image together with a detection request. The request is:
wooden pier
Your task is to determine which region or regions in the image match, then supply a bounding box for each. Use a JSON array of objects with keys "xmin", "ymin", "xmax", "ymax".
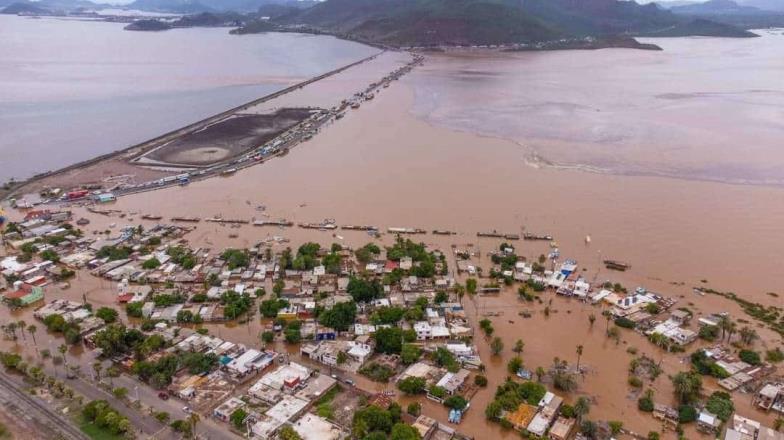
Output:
[
  {"xmin": 253, "ymin": 219, "xmax": 294, "ymax": 227},
  {"xmin": 205, "ymin": 218, "xmax": 249, "ymax": 225},
  {"xmin": 171, "ymin": 216, "xmax": 201, "ymax": 223}
]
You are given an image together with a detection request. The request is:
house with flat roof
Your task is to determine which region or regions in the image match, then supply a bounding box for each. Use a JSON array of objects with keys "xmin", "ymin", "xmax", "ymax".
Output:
[
  {"xmin": 291, "ymin": 414, "xmax": 342, "ymax": 440},
  {"xmin": 549, "ymin": 417, "xmax": 576, "ymax": 440},
  {"xmin": 506, "ymin": 403, "xmax": 537, "ymax": 431},
  {"xmin": 697, "ymin": 411, "xmax": 721, "ymax": 434},
  {"xmin": 256, "ymin": 362, "xmax": 311, "ymax": 392},
  {"xmin": 213, "ymin": 397, "xmax": 245, "ymax": 423}
]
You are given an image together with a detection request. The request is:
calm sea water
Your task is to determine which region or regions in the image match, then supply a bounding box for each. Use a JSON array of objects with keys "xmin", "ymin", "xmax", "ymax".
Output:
[
  {"xmin": 0, "ymin": 15, "xmax": 378, "ymax": 181},
  {"xmin": 411, "ymin": 30, "xmax": 784, "ymax": 185}
]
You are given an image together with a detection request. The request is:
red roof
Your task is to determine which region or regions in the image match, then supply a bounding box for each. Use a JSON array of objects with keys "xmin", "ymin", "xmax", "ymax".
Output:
[
  {"xmin": 5, "ymin": 284, "xmax": 34, "ymax": 299},
  {"xmin": 24, "ymin": 210, "xmax": 50, "ymax": 221},
  {"xmin": 384, "ymin": 261, "xmax": 399, "ymax": 270},
  {"xmin": 117, "ymin": 293, "xmax": 134, "ymax": 303}
]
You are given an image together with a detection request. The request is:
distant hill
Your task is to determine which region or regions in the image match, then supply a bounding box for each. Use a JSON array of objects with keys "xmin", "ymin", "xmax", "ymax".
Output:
[
  {"xmin": 671, "ymin": 0, "xmax": 764, "ymax": 14},
  {"xmin": 638, "ymin": 16, "xmax": 758, "ymax": 36},
  {"xmin": 669, "ymin": 0, "xmax": 784, "ymax": 27},
  {"xmin": 126, "ymin": 0, "xmax": 214, "ymax": 13},
  {"xmin": 270, "ymin": 0, "xmax": 564, "ymax": 45},
  {"xmin": 737, "ymin": 0, "xmax": 784, "ymax": 11},
  {"xmin": 1, "ymin": 1, "xmax": 53, "ymax": 14},
  {"xmin": 172, "ymin": 11, "xmax": 245, "ymax": 25},
  {"xmin": 125, "ymin": 0, "xmax": 314, "ymax": 13},
  {"xmin": 239, "ymin": 0, "xmax": 756, "ymax": 46}
]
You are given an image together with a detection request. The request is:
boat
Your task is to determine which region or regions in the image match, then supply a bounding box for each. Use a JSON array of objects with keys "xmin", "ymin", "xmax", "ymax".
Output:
[
  {"xmin": 523, "ymin": 232, "xmax": 553, "ymax": 241},
  {"xmin": 220, "ymin": 168, "xmax": 237, "ymax": 176},
  {"xmin": 253, "ymin": 219, "xmax": 293, "ymax": 227},
  {"xmin": 76, "ymin": 218, "xmax": 90, "ymax": 226},
  {"xmin": 603, "ymin": 259, "xmax": 631, "ymax": 271},
  {"xmin": 341, "ymin": 225, "xmax": 378, "ymax": 231},
  {"xmin": 171, "ymin": 216, "xmax": 201, "ymax": 223},
  {"xmin": 350, "ymin": 102, "xmax": 360, "ymax": 109},
  {"xmin": 141, "ymin": 214, "xmax": 163, "ymax": 221}
]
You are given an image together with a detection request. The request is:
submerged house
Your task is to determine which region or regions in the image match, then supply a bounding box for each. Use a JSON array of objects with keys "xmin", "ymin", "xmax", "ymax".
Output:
[{"xmin": 4, "ymin": 283, "xmax": 44, "ymax": 307}]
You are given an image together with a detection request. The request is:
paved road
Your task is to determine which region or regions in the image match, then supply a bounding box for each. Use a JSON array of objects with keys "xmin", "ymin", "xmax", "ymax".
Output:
[{"xmin": 0, "ymin": 370, "xmax": 88, "ymax": 440}]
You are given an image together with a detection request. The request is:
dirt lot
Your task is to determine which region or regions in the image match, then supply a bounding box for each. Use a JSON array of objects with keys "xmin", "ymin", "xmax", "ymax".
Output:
[
  {"xmin": 140, "ymin": 108, "xmax": 315, "ymax": 167},
  {"xmin": 330, "ymin": 387, "xmax": 364, "ymax": 429}
]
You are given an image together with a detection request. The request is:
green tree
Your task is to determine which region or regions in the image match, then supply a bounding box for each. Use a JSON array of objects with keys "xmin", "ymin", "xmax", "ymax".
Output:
[
  {"xmin": 95, "ymin": 307, "xmax": 119, "ymax": 323},
  {"xmin": 574, "ymin": 396, "xmax": 591, "ymax": 423},
  {"xmin": 142, "ymin": 257, "xmax": 161, "ymax": 269},
  {"xmin": 490, "ymin": 337, "xmax": 504, "ymax": 355},
  {"xmin": 401, "ymin": 344, "xmax": 421, "ymax": 365},
  {"xmin": 230, "ymin": 408, "xmax": 248, "ymax": 430},
  {"xmin": 507, "ymin": 356, "xmax": 523, "ymax": 374},
  {"xmin": 318, "ymin": 301, "xmax": 357, "ymax": 333},
  {"xmin": 279, "ymin": 425, "xmax": 303, "ymax": 440},
  {"xmin": 466, "ymin": 278, "xmax": 477, "ymax": 295},
  {"xmin": 397, "ymin": 377, "xmax": 426, "ymax": 395},
  {"xmin": 671, "ymin": 371, "xmax": 702, "ymax": 404}
]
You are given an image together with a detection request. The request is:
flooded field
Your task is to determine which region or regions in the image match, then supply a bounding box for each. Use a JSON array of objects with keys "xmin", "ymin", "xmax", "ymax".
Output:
[{"xmin": 411, "ymin": 31, "xmax": 784, "ymax": 185}]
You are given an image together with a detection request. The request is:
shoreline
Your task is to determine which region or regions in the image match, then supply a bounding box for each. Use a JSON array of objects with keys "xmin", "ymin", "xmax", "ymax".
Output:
[{"xmin": 1, "ymin": 49, "xmax": 388, "ymax": 201}]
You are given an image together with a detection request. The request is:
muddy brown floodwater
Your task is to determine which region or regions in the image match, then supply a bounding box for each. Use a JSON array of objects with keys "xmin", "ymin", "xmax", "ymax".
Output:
[{"xmin": 3, "ymin": 40, "xmax": 784, "ymax": 440}]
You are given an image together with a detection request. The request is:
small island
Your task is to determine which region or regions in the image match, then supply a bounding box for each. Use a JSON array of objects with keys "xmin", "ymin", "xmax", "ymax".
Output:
[{"xmin": 124, "ymin": 19, "xmax": 172, "ymax": 31}]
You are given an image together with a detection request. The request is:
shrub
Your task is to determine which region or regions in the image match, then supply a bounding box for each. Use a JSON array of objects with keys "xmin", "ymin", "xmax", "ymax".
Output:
[
  {"xmin": 397, "ymin": 377, "xmax": 426, "ymax": 395},
  {"xmin": 142, "ymin": 258, "xmax": 161, "ymax": 270},
  {"xmin": 705, "ymin": 391, "xmax": 734, "ymax": 422},
  {"xmin": 678, "ymin": 405, "xmax": 698, "ymax": 423},
  {"xmin": 638, "ymin": 395, "xmax": 654, "ymax": 412},
  {"xmin": 474, "ymin": 375, "xmax": 488, "ymax": 387},
  {"xmin": 739, "ymin": 349, "xmax": 761, "ymax": 366},
  {"xmin": 766, "ymin": 348, "xmax": 784, "ymax": 363},
  {"xmin": 614, "ymin": 317, "xmax": 636, "ymax": 329},
  {"xmin": 699, "ymin": 325, "xmax": 720, "ymax": 341}
]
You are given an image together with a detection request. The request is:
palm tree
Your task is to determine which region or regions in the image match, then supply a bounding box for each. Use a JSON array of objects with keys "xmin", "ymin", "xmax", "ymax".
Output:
[
  {"xmin": 454, "ymin": 283, "xmax": 465, "ymax": 305},
  {"xmin": 574, "ymin": 396, "xmax": 590, "ymax": 423},
  {"xmin": 727, "ymin": 321, "xmax": 738, "ymax": 342},
  {"xmin": 739, "ymin": 326, "xmax": 758, "ymax": 346},
  {"xmin": 535, "ymin": 367, "xmax": 546, "ymax": 382},
  {"xmin": 490, "ymin": 337, "xmax": 504, "ymax": 356},
  {"xmin": 588, "ymin": 314, "xmax": 596, "ymax": 327},
  {"xmin": 188, "ymin": 412, "xmax": 201, "ymax": 439},
  {"xmin": 58, "ymin": 344, "xmax": 68, "ymax": 367},
  {"xmin": 576, "ymin": 345, "xmax": 584, "ymax": 371},
  {"xmin": 671, "ymin": 371, "xmax": 702, "ymax": 404},
  {"xmin": 718, "ymin": 316, "xmax": 731, "ymax": 341},
  {"xmin": 17, "ymin": 320, "xmax": 26, "ymax": 341},
  {"xmin": 604, "ymin": 313, "xmax": 612, "ymax": 335},
  {"xmin": 93, "ymin": 361, "xmax": 103, "ymax": 381},
  {"xmin": 27, "ymin": 324, "xmax": 37, "ymax": 345},
  {"xmin": 774, "ymin": 417, "xmax": 783, "ymax": 432},
  {"xmin": 6, "ymin": 322, "xmax": 17, "ymax": 340},
  {"xmin": 513, "ymin": 339, "xmax": 525, "ymax": 355}
]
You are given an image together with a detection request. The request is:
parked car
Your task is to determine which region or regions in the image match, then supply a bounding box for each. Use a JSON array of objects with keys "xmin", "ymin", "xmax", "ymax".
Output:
[{"xmin": 157, "ymin": 392, "xmax": 169, "ymax": 400}]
